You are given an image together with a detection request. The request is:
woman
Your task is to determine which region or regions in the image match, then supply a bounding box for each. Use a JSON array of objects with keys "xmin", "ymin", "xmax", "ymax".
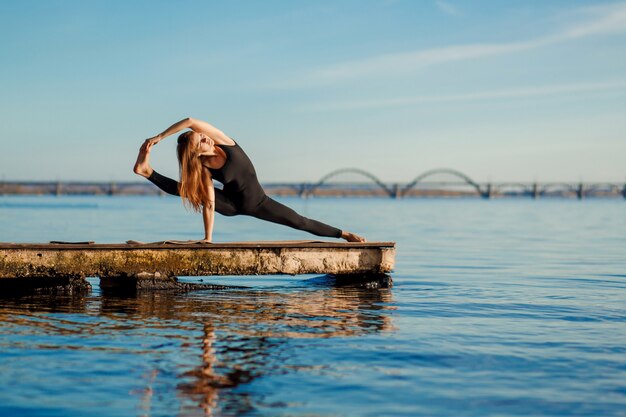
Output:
[{"xmin": 133, "ymin": 117, "xmax": 366, "ymax": 243}]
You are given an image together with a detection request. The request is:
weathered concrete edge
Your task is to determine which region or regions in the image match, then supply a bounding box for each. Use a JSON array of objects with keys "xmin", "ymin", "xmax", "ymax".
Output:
[{"xmin": 0, "ymin": 246, "xmax": 396, "ymax": 279}]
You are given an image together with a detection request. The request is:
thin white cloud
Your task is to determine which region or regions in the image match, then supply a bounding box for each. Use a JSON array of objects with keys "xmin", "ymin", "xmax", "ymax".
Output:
[
  {"xmin": 306, "ymin": 80, "xmax": 626, "ymax": 111},
  {"xmin": 551, "ymin": 1, "xmax": 626, "ymax": 41},
  {"xmin": 435, "ymin": 0, "xmax": 460, "ymax": 16},
  {"xmin": 300, "ymin": 2, "xmax": 626, "ymax": 85},
  {"xmin": 312, "ymin": 40, "xmax": 539, "ymax": 81}
]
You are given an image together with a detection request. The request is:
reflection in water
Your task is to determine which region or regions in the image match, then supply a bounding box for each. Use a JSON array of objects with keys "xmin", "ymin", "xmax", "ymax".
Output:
[
  {"xmin": 135, "ymin": 369, "xmax": 158, "ymax": 417},
  {"xmin": 0, "ymin": 276, "xmax": 394, "ymax": 416},
  {"xmin": 178, "ymin": 325, "xmax": 223, "ymax": 417}
]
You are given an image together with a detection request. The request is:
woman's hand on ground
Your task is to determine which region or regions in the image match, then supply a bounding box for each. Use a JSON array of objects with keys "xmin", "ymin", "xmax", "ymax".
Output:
[{"xmin": 341, "ymin": 231, "xmax": 367, "ymax": 243}]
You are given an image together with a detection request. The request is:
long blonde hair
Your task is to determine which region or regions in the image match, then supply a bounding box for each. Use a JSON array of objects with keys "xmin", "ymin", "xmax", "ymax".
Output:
[{"xmin": 177, "ymin": 131, "xmax": 211, "ymax": 212}]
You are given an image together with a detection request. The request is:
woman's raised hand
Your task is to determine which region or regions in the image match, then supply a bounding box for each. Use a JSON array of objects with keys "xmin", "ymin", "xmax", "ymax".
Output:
[{"xmin": 144, "ymin": 135, "xmax": 162, "ymax": 148}]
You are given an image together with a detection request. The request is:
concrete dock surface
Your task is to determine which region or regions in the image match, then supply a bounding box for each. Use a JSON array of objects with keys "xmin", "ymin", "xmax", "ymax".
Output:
[{"xmin": 0, "ymin": 241, "xmax": 395, "ymax": 292}]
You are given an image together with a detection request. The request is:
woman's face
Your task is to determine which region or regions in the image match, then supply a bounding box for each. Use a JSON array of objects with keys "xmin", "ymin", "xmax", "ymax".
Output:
[{"xmin": 191, "ymin": 132, "xmax": 216, "ymax": 156}]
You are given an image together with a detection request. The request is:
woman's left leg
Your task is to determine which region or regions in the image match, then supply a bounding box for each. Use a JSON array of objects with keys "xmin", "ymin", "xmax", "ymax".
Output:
[{"xmin": 246, "ymin": 196, "xmax": 342, "ymax": 238}]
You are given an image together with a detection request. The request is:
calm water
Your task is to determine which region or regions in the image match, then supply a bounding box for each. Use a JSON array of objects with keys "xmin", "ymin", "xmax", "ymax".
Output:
[{"xmin": 1, "ymin": 196, "xmax": 625, "ymax": 416}]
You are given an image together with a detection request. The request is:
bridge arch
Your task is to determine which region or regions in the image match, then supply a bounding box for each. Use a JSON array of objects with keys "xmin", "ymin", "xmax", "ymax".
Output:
[
  {"xmin": 307, "ymin": 168, "xmax": 394, "ymax": 197},
  {"xmin": 401, "ymin": 169, "xmax": 483, "ymax": 197}
]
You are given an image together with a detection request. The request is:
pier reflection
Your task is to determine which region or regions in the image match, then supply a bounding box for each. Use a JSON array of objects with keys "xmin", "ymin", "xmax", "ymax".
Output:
[
  {"xmin": 0, "ymin": 276, "xmax": 394, "ymax": 416},
  {"xmin": 108, "ymin": 281, "xmax": 394, "ymax": 415}
]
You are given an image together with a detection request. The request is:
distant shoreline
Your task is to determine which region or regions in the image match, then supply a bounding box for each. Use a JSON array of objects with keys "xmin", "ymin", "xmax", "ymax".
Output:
[{"xmin": 0, "ymin": 181, "xmax": 623, "ymax": 199}]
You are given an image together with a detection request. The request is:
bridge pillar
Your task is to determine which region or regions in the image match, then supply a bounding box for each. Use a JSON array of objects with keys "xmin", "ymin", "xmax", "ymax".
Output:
[
  {"xmin": 109, "ymin": 182, "xmax": 116, "ymax": 196},
  {"xmin": 55, "ymin": 181, "xmax": 62, "ymax": 196},
  {"xmin": 532, "ymin": 183, "xmax": 539, "ymax": 199},
  {"xmin": 391, "ymin": 184, "xmax": 399, "ymax": 199},
  {"xmin": 482, "ymin": 183, "xmax": 492, "ymax": 199},
  {"xmin": 298, "ymin": 183, "xmax": 307, "ymax": 198},
  {"xmin": 622, "ymin": 184, "xmax": 626, "ymax": 199},
  {"xmin": 577, "ymin": 183, "xmax": 584, "ymax": 200}
]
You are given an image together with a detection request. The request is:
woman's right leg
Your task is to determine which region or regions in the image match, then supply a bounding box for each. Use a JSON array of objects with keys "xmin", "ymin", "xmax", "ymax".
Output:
[
  {"xmin": 148, "ymin": 170, "xmax": 180, "ymax": 196},
  {"xmin": 147, "ymin": 170, "xmax": 239, "ymax": 216}
]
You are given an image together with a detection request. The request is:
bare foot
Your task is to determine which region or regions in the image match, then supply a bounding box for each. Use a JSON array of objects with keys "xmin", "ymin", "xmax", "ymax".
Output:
[
  {"xmin": 341, "ymin": 231, "xmax": 367, "ymax": 242},
  {"xmin": 133, "ymin": 142, "xmax": 154, "ymax": 178}
]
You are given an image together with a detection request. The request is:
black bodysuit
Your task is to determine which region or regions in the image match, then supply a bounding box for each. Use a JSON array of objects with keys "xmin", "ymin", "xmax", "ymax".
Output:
[{"xmin": 147, "ymin": 141, "xmax": 342, "ymax": 238}]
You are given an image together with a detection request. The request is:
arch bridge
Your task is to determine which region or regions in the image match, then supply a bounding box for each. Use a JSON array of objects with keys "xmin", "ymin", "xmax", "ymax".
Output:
[
  {"xmin": 305, "ymin": 168, "xmax": 397, "ymax": 198},
  {"xmin": 298, "ymin": 169, "xmax": 626, "ymax": 199},
  {"xmin": 399, "ymin": 169, "xmax": 486, "ymax": 197},
  {"xmin": 2, "ymin": 174, "xmax": 625, "ymax": 199}
]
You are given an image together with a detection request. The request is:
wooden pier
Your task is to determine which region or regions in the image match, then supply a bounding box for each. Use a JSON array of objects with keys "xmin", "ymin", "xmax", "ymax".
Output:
[{"xmin": 0, "ymin": 241, "xmax": 395, "ymax": 292}]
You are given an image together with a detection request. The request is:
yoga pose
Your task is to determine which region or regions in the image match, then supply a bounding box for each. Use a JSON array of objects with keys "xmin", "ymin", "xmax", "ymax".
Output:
[{"xmin": 133, "ymin": 117, "xmax": 366, "ymax": 243}]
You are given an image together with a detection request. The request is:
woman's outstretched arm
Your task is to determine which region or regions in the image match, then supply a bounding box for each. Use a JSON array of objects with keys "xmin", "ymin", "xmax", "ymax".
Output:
[
  {"xmin": 188, "ymin": 118, "xmax": 235, "ymax": 145},
  {"xmin": 145, "ymin": 117, "xmax": 233, "ymax": 146},
  {"xmin": 145, "ymin": 118, "xmax": 194, "ymax": 145}
]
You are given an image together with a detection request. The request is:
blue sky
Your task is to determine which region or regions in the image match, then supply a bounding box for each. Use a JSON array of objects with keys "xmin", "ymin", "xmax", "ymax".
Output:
[{"xmin": 1, "ymin": 0, "xmax": 625, "ymax": 183}]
